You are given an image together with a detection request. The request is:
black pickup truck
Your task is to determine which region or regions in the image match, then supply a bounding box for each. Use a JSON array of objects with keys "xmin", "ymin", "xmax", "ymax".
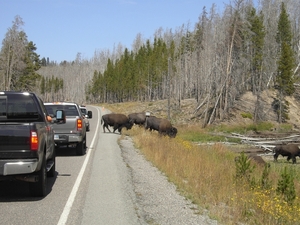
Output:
[{"xmin": 0, "ymin": 91, "xmax": 61, "ymax": 197}]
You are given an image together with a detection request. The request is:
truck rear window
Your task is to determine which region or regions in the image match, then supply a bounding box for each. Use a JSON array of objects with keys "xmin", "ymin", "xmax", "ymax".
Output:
[
  {"xmin": 45, "ymin": 105, "xmax": 79, "ymax": 117},
  {"xmin": 0, "ymin": 95, "xmax": 39, "ymax": 120},
  {"xmin": 80, "ymin": 108, "xmax": 87, "ymax": 115}
]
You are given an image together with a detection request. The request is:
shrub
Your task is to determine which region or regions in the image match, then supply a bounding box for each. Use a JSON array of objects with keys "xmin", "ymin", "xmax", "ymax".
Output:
[
  {"xmin": 276, "ymin": 166, "xmax": 296, "ymax": 204},
  {"xmin": 241, "ymin": 112, "xmax": 253, "ymax": 119}
]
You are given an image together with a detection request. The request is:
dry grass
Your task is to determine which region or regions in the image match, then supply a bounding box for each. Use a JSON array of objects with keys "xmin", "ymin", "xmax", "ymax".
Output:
[
  {"xmin": 123, "ymin": 126, "xmax": 300, "ymax": 224},
  {"xmin": 99, "ymin": 100, "xmax": 300, "ymax": 225}
]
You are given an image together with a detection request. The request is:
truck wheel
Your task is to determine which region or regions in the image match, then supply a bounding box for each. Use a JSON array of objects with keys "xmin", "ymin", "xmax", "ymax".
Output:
[
  {"xmin": 30, "ymin": 153, "xmax": 47, "ymax": 197},
  {"xmin": 47, "ymin": 148, "xmax": 56, "ymax": 177},
  {"xmin": 76, "ymin": 135, "xmax": 86, "ymax": 156}
]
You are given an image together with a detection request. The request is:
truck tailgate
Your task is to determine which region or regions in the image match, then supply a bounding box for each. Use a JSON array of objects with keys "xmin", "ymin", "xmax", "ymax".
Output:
[
  {"xmin": 0, "ymin": 123, "xmax": 31, "ymax": 151},
  {"xmin": 51, "ymin": 116, "xmax": 80, "ymax": 133}
]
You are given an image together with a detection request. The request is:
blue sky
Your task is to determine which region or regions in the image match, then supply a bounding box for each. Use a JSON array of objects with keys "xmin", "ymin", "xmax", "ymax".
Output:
[{"xmin": 0, "ymin": 0, "xmax": 229, "ymax": 62}]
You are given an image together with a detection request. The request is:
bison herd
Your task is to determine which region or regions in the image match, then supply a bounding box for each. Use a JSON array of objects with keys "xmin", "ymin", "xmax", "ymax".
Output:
[
  {"xmin": 101, "ymin": 111, "xmax": 300, "ymax": 164},
  {"xmin": 101, "ymin": 112, "xmax": 177, "ymax": 138}
]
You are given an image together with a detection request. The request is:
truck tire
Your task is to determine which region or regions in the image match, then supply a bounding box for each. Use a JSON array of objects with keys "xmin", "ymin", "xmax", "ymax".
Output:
[
  {"xmin": 76, "ymin": 135, "xmax": 86, "ymax": 156},
  {"xmin": 47, "ymin": 148, "xmax": 56, "ymax": 177},
  {"xmin": 30, "ymin": 153, "xmax": 47, "ymax": 197},
  {"xmin": 88, "ymin": 111, "xmax": 92, "ymax": 118}
]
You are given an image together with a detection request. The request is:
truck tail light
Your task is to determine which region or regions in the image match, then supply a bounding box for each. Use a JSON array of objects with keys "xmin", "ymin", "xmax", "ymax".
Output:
[
  {"xmin": 30, "ymin": 131, "xmax": 38, "ymax": 150},
  {"xmin": 77, "ymin": 118, "xmax": 83, "ymax": 130}
]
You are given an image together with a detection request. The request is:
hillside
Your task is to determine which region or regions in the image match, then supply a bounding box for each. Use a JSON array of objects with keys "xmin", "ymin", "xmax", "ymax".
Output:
[
  {"xmin": 232, "ymin": 90, "xmax": 300, "ymax": 131},
  {"xmin": 102, "ymin": 89, "xmax": 300, "ymax": 132}
]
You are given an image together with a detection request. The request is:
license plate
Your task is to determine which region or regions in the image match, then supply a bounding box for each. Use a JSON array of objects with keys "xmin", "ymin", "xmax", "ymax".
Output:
[{"xmin": 54, "ymin": 134, "xmax": 59, "ymax": 140}]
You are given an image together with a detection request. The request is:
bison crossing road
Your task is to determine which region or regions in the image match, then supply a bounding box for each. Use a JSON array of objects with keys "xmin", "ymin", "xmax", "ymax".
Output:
[
  {"xmin": 128, "ymin": 112, "xmax": 146, "ymax": 126},
  {"xmin": 101, "ymin": 113, "xmax": 133, "ymax": 134},
  {"xmin": 144, "ymin": 116, "xmax": 177, "ymax": 138},
  {"xmin": 102, "ymin": 112, "xmax": 177, "ymax": 138}
]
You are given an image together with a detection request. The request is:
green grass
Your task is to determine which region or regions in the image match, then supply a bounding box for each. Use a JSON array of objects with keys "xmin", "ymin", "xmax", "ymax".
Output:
[
  {"xmin": 178, "ymin": 130, "xmax": 240, "ymax": 143},
  {"xmin": 207, "ymin": 121, "xmax": 275, "ymax": 134},
  {"xmin": 177, "ymin": 122, "xmax": 281, "ymax": 144}
]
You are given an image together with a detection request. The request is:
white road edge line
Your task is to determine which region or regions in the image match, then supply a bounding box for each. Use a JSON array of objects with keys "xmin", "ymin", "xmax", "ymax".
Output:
[{"xmin": 57, "ymin": 106, "xmax": 101, "ymax": 225}]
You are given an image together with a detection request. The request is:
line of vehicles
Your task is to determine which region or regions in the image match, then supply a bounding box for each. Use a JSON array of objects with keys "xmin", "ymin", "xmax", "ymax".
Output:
[{"xmin": 0, "ymin": 91, "xmax": 92, "ymax": 197}]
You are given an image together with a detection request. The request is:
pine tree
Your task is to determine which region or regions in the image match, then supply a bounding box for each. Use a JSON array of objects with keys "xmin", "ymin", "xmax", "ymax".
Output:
[
  {"xmin": 15, "ymin": 41, "xmax": 42, "ymax": 91},
  {"xmin": 247, "ymin": 8, "xmax": 265, "ymax": 122},
  {"xmin": 275, "ymin": 3, "xmax": 295, "ymax": 123}
]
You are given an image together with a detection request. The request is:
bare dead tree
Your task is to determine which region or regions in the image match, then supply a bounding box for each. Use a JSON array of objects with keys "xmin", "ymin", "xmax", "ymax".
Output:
[{"xmin": 0, "ymin": 15, "xmax": 27, "ymax": 91}]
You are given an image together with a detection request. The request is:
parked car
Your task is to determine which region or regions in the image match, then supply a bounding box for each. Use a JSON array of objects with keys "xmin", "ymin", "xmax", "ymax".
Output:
[
  {"xmin": 79, "ymin": 105, "xmax": 92, "ymax": 131},
  {"xmin": 44, "ymin": 102, "xmax": 87, "ymax": 155}
]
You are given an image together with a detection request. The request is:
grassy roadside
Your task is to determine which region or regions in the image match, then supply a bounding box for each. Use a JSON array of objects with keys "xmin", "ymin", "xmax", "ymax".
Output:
[{"xmin": 99, "ymin": 102, "xmax": 300, "ymax": 224}]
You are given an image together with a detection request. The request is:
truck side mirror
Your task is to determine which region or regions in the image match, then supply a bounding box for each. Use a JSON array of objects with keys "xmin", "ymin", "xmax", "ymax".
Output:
[
  {"xmin": 88, "ymin": 111, "xmax": 93, "ymax": 118},
  {"xmin": 55, "ymin": 110, "xmax": 66, "ymax": 123}
]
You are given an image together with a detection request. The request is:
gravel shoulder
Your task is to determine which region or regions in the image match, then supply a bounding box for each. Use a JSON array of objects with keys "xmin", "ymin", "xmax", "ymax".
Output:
[{"xmin": 120, "ymin": 136, "xmax": 218, "ymax": 225}]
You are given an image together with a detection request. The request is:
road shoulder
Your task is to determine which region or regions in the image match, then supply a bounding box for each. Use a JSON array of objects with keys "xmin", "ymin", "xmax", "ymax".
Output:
[{"xmin": 120, "ymin": 136, "xmax": 218, "ymax": 225}]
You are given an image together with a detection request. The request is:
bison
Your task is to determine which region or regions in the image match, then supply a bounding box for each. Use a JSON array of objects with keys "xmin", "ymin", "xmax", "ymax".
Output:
[
  {"xmin": 145, "ymin": 116, "xmax": 161, "ymax": 132},
  {"xmin": 145, "ymin": 116, "xmax": 177, "ymax": 138},
  {"xmin": 273, "ymin": 144, "xmax": 300, "ymax": 164},
  {"xmin": 128, "ymin": 112, "xmax": 146, "ymax": 126},
  {"xmin": 101, "ymin": 113, "xmax": 133, "ymax": 134},
  {"xmin": 235, "ymin": 154, "xmax": 268, "ymax": 167}
]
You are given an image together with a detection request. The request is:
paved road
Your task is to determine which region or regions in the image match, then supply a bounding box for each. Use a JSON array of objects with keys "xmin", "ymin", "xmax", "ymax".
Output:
[
  {"xmin": 0, "ymin": 105, "xmax": 141, "ymax": 225},
  {"xmin": 80, "ymin": 106, "xmax": 141, "ymax": 225}
]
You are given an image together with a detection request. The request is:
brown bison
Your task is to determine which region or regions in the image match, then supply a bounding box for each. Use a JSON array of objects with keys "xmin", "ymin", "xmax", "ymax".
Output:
[
  {"xmin": 235, "ymin": 154, "xmax": 268, "ymax": 167},
  {"xmin": 101, "ymin": 113, "xmax": 133, "ymax": 134},
  {"xmin": 145, "ymin": 116, "xmax": 177, "ymax": 138},
  {"xmin": 145, "ymin": 116, "xmax": 161, "ymax": 132},
  {"xmin": 128, "ymin": 112, "xmax": 146, "ymax": 126},
  {"xmin": 273, "ymin": 144, "xmax": 300, "ymax": 164}
]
